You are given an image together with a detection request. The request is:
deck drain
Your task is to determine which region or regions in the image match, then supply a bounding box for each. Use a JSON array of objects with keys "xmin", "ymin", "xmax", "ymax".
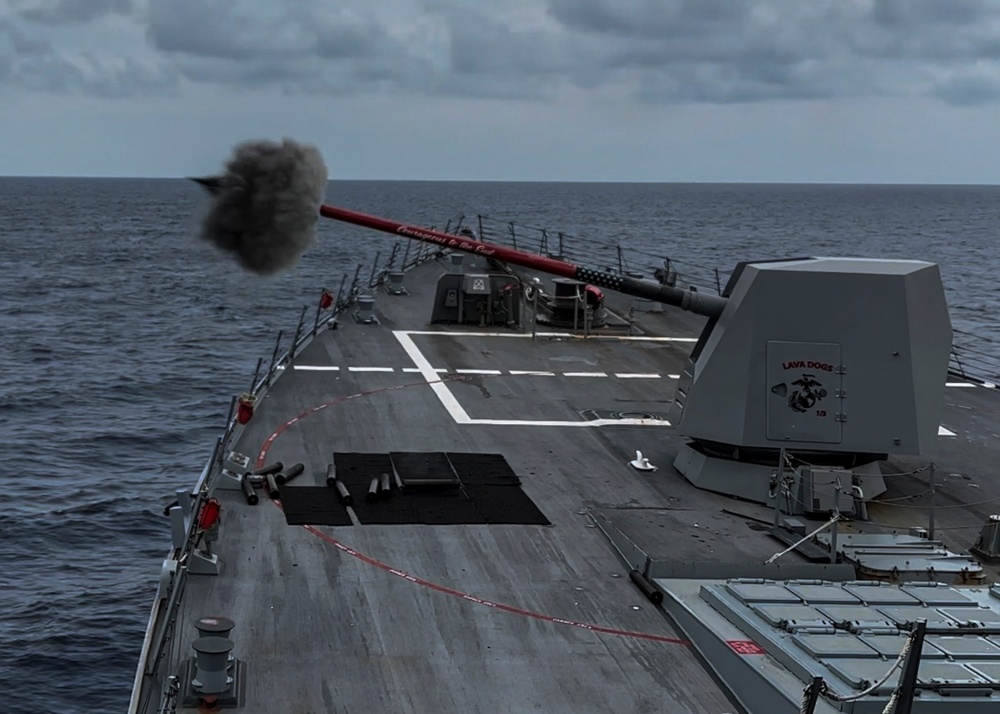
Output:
[
  {"xmin": 580, "ymin": 409, "xmax": 664, "ymax": 421},
  {"xmin": 611, "ymin": 411, "xmax": 661, "ymax": 420}
]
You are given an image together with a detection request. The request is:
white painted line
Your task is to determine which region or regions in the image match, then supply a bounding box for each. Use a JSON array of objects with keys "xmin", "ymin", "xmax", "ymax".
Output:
[
  {"xmin": 461, "ymin": 417, "xmax": 671, "ymax": 427},
  {"xmin": 394, "ymin": 331, "xmax": 472, "ymax": 423},
  {"xmin": 563, "ymin": 372, "xmax": 608, "ymax": 377},
  {"xmin": 509, "ymin": 370, "xmax": 556, "ymax": 376},
  {"xmin": 939, "ymin": 425, "xmax": 956, "ymax": 437},
  {"xmin": 403, "ymin": 330, "xmax": 696, "ymax": 342},
  {"xmin": 615, "ymin": 373, "xmax": 661, "ymax": 379},
  {"xmin": 347, "ymin": 367, "xmax": 395, "ymax": 372},
  {"xmin": 293, "ymin": 365, "xmax": 340, "ymax": 371},
  {"xmin": 455, "ymin": 369, "xmax": 502, "ymax": 375},
  {"xmin": 946, "ymin": 382, "xmax": 976, "ymax": 387},
  {"xmin": 667, "ymin": 374, "xmax": 680, "ymax": 379},
  {"xmin": 394, "ymin": 330, "xmax": 672, "ymax": 428},
  {"xmin": 403, "ymin": 367, "xmax": 446, "ymax": 373},
  {"xmin": 985, "ymin": 382, "xmax": 996, "ymax": 389}
]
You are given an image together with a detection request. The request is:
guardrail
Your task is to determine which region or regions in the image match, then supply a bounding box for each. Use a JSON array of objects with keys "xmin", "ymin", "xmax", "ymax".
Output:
[
  {"xmin": 949, "ymin": 329, "xmax": 1000, "ymax": 386},
  {"xmin": 132, "ymin": 229, "xmax": 450, "ymax": 714},
  {"xmin": 465, "ymin": 214, "xmax": 999, "ymax": 387}
]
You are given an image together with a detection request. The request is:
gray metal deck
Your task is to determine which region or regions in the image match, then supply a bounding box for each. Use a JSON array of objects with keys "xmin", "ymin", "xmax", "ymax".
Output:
[{"xmin": 142, "ymin": 252, "xmax": 1000, "ymax": 713}]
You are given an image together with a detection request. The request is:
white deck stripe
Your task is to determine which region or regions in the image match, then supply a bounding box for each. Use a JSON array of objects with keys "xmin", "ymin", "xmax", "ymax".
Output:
[
  {"xmin": 302, "ymin": 368, "xmax": 986, "ymax": 388},
  {"xmin": 402, "ymin": 330, "xmax": 696, "ymax": 342},
  {"xmin": 394, "ymin": 330, "xmax": 672, "ymax": 428},
  {"xmin": 394, "ymin": 331, "xmax": 472, "ymax": 423},
  {"xmin": 939, "ymin": 426, "xmax": 956, "ymax": 437},
  {"xmin": 462, "ymin": 418, "xmax": 670, "ymax": 427}
]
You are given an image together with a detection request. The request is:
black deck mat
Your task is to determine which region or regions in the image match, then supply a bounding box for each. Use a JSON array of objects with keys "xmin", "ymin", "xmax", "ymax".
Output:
[
  {"xmin": 390, "ymin": 451, "xmax": 459, "ymax": 486},
  {"xmin": 334, "ymin": 452, "xmax": 471, "ymax": 525},
  {"xmin": 330, "ymin": 452, "xmax": 550, "ymax": 526},
  {"xmin": 279, "ymin": 486, "xmax": 353, "ymax": 526},
  {"xmin": 353, "ymin": 490, "xmax": 484, "ymax": 526},
  {"xmin": 448, "ymin": 453, "xmax": 550, "ymax": 526},
  {"xmin": 333, "ymin": 452, "xmax": 395, "ymax": 483},
  {"xmin": 446, "ymin": 452, "xmax": 521, "ymax": 486}
]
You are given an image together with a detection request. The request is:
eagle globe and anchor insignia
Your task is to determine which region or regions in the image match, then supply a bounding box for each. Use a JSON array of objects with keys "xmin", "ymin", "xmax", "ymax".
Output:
[
  {"xmin": 772, "ymin": 374, "xmax": 829, "ymax": 413},
  {"xmin": 765, "ymin": 345, "xmax": 842, "ymax": 443}
]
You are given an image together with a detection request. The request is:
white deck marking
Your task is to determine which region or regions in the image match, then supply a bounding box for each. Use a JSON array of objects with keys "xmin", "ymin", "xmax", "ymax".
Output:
[
  {"xmin": 563, "ymin": 371, "xmax": 608, "ymax": 377},
  {"xmin": 946, "ymin": 382, "xmax": 976, "ymax": 387},
  {"xmin": 404, "ymin": 330, "xmax": 696, "ymax": 342},
  {"xmin": 455, "ymin": 369, "xmax": 503, "ymax": 375},
  {"xmin": 509, "ymin": 370, "xmax": 556, "ymax": 376},
  {"xmin": 461, "ymin": 417, "xmax": 670, "ymax": 427},
  {"xmin": 293, "ymin": 366, "xmax": 340, "ymax": 371},
  {"xmin": 394, "ymin": 330, "xmax": 671, "ymax": 427},
  {"xmin": 615, "ymin": 373, "xmax": 661, "ymax": 379},
  {"xmin": 939, "ymin": 425, "xmax": 956, "ymax": 437},
  {"xmin": 347, "ymin": 366, "xmax": 395, "ymax": 372},
  {"xmin": 394, "ymin": 331, "xmax": 472, "ymax": 423}
]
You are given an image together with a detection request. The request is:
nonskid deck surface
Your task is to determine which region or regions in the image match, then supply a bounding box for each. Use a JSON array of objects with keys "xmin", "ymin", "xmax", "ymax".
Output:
[{"xmin": 167, "ymin": 256, "xmax": 1000, "ymax": 713}]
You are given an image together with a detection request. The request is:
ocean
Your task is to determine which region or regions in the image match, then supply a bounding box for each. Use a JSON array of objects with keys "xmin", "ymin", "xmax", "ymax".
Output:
[{"xmin": 1, "ymin": 179, "xmax": 998, "ymax": 712}]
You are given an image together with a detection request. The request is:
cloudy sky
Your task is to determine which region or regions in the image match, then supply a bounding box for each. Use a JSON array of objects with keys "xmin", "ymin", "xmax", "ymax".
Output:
[{"xmin": 3, "ymin": 0, "xmax": 1000, "ymax": 182}]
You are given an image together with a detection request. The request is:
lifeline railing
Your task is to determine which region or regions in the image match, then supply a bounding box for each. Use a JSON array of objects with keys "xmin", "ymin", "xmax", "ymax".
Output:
[
  {"xmin": 131, "ymin": 237, "xmax": 444, "ymax": 714},
  {"xmin": 465, "ymin": 213, "xmax": 1000, "ymax": 386}
]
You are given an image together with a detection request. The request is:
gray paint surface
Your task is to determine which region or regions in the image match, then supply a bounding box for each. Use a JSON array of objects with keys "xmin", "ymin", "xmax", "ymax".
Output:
[{"xmin": 137, "ymin": 253, "xmax": 1000, "ymax": 713}]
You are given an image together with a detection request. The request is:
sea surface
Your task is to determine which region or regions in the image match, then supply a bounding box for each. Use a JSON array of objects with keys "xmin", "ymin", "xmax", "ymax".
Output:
[{"xmin": 1, "ymin": 179, "xmax": 999, "ymax": 712}]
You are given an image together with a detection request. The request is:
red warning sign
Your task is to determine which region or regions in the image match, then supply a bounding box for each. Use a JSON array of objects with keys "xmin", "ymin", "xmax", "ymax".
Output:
[{"xmin": 726, "ymin": 640, "xmax": 766, "ymax": 655}]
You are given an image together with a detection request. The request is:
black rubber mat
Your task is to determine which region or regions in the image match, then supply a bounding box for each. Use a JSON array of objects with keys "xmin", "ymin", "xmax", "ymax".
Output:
[
  {"xmin": 390, "ymin": 451, "xmax": 459, "ymax": 487},
  {"xmin": 353, "ymin": 490, "xmax": 483, "ymax": 526},
  {"xmin": 280, "ymin": 486, "xmax": 353, "ymax": 526},
  {"xmin": 446, "ymin": 452, "xmax": 521, "ymax": 486},
  {"xmin": 448, "ymin": 453, "xmax": 550, "ymax": 526},
  {"xmin": 330, "ymin": 452, "xmax": 549, "ymax": 526}
]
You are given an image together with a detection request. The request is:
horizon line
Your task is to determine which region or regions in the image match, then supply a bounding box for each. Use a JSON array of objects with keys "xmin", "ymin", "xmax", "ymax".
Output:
[{"xmin": 2, "ymin": 175, "xmax": 1000, "ymax": 187}]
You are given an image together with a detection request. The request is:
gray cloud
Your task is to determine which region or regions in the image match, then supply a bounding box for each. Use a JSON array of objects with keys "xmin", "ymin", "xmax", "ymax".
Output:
[
  {"xmin": 546, "ymin": 0, "xmax": 750, "ymax": 40},
  {"xmin": 11, "ymin": 0, "xmax": 131, "ymax": 25},
  {"xmin": 0, "ymin": 17, "xmax": 175, "ymax": 96},
  {"xmin": 147, "ymin": 0, "xmax": 307, "ymax": 61},
  {"xmin": 145, "ymin": 0, "xmax": 424, "ymax": 92},
  {"xmin": 929, "ymin": 66, "xmax": 1000, "ymax": 106},
  {"xmin": 7, "ymin": 52, "xmax": 175, "ymax": 97},
  {"xmin": 542, "ymin": 0, "xmax": 1000, "ymax": 104},
  {"xmin": 7, "ymin": 0, "xmax": 1000, "ymax": 106}
]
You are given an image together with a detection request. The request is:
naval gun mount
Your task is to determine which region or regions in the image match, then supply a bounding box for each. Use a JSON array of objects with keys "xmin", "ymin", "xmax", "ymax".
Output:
[
  {"xmin": 669, "ymin": 257, "xmax": 952, "ymax": 515},
  {"xmin": 316, "ymin": 204, "xmax": 953, "ymax": 516}
]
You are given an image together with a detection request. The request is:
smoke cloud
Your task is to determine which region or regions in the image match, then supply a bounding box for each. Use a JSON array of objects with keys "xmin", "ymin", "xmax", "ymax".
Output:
[{"xmin": 197, "ymin": 138, "xmax": 328, "ymax": 274}]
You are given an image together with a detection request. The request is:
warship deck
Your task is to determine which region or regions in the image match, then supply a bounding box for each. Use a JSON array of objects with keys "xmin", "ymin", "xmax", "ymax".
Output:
[{"xmin": 139, "ymin": 252, "xmax": 1000, "ymax": 714}]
